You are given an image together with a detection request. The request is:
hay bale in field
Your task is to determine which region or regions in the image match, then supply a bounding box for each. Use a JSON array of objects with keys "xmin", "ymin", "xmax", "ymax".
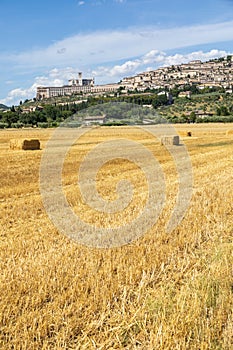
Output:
[
  {"xmin": 10, "ymin": 139, "xmax": 40, "ymax": 150},
  {"xmin": 23, "ymin": 139, "xmax": 40, "ymax": 150},
  {"xmin": 161, "ymin": 135, "xmax": 180, "ymax": 146},
  {"xmin": 226, "ymin": 129, "xmax": 233, "ymax": 136}
]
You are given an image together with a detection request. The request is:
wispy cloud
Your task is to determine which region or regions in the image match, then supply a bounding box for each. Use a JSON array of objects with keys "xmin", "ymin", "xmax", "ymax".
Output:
[{"xmin": 2, "ymin": 20, "xmax": 233, "ymax": 71}]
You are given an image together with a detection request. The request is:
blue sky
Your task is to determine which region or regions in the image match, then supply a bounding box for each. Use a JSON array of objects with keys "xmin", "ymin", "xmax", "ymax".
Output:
[{"xmin": 1, "ymin": 0, "xmax": 233, "ymax": 106}]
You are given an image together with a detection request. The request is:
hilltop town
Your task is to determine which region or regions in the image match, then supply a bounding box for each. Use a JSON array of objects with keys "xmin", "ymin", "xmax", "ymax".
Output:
[
  {"xmin": 36, "ymin": 55, "xmax": 233, "ymax": 100},
  {"xmin": 2, "ymin": 55, "xmax": 233, "ymax": 128},
  {"xmin": 120, "ymin": 56, "xmax": 233, "ymax": 92}
]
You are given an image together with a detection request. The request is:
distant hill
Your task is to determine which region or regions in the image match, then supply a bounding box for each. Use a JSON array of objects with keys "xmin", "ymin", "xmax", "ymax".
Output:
[{"xmin": 0, "ymin": 104, "xmax": 9, "ymax": 110}]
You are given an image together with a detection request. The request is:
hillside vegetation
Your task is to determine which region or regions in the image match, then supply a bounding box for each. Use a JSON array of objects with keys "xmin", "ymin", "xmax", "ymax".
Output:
[
  {"xmin": 159, "ymin": 90, "xmax": 233, "ymax": 123},
  {"xmin": 1, "ymin": 87, "xmax": 233, "ymax": 128}
]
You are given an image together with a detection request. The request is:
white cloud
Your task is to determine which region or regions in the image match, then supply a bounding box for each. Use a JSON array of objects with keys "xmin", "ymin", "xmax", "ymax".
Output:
[
  {"xmin": 0, "ymin": 67, "xmax": 82, "ymax": 105},
  {"xmin": 0, "ymin": 86, "xmax": 37, "ymax": 106},
  {"xmin": 92, "ymin": 59, "xmax": 142, "ymax": 78},
  {"xmin": 91, "ymin": 49, "xmax": 230, "ymax": 79},
  {"xmin": 2, "ymin": 20, "xmax": 233, "ymax": 71}
]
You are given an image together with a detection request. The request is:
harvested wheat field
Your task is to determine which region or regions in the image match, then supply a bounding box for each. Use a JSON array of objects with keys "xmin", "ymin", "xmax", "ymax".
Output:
[{"xmin": 0, "ymin": 124, "xmax": 233, "ymax": 349}]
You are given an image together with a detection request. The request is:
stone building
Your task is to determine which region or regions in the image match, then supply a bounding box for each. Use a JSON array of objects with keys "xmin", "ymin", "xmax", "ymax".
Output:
[{"xmin": 36, "ymin": 72, "xmax": 119, "ymax": 100}]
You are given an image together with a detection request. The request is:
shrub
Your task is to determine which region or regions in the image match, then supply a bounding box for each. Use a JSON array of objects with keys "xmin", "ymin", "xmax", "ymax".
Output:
[
  {"xmin": 38, "ymin": 122, "xmax": 49, "ymax": 128},
  {"xmin": 0, "ymin": 122, "xmax": 8, "ymax": 129}
]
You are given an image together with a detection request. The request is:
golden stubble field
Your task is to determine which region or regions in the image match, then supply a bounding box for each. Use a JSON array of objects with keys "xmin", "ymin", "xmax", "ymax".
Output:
[{"xmin": 0, "ymin": 124, "xmax": 233, "ymax": 349}]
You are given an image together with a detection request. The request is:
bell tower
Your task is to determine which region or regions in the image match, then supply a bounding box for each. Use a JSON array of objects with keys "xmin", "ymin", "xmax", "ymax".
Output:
[{"xmin": 78, "ymin": 72, "xmax": 83, "ymax": 86}]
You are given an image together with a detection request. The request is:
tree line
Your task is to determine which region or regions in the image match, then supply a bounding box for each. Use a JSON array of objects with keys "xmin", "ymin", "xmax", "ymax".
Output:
[
  {"xmin": 0, "ymin": 94, "xmax": 170, "ymax": 128},
  {"xmin": 1, "ymin": 88, "xmax": 233, "ymax": 128}
]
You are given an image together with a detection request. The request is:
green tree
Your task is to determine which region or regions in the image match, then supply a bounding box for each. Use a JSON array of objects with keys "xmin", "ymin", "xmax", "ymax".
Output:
[{"xmin": 190, "ymin": 111, "xmax": 196, "ymax": 123}]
